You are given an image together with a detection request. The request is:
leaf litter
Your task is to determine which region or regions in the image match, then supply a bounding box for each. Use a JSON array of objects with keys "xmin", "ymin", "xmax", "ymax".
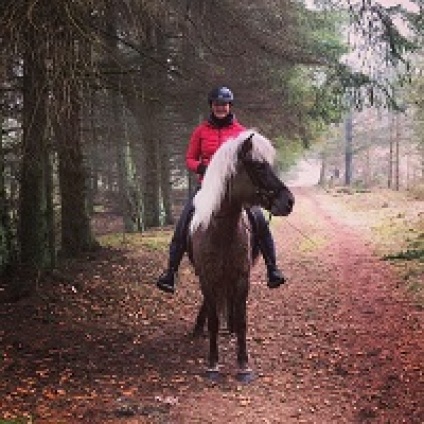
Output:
[{"xmin": 0, "ymin": 187, "xmax": 423, "ymax": 423}]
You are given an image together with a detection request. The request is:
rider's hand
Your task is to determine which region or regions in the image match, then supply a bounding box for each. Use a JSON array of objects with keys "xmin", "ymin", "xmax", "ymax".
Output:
[{"xmin": 197, "ymin": 163, "xmax": 207, "ymax": 176}]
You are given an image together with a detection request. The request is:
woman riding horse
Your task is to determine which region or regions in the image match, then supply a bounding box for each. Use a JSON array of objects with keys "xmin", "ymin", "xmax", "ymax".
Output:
[{"xmin": 156, "ymin": 86, "xmax": 286, "ymax": 294}]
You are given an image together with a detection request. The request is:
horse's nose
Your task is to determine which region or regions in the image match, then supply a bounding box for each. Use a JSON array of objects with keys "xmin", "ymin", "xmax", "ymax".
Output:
[{"xmin": 288, "ymin": 196, "xmax": 295, "ymax": 211}]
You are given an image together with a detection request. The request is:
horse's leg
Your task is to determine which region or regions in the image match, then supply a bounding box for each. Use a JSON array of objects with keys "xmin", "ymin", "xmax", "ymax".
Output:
[
  {"xmin": 218, "ymin": 296, "xmax": 231, "ymax": 335},
  {"xmin": 205, "ymin": 299, "xmax": 220, "ymax": 380},
  {"xmin": 192, "ymin": 298, "xmax": 207, "ymax": 337},
  {"xmin": 227, "ymin": 296, "xmax": 235, "ymax": 335},
  {"xmin": 234, "ymin": 295, "xmax": 254, "ymax": 383}
]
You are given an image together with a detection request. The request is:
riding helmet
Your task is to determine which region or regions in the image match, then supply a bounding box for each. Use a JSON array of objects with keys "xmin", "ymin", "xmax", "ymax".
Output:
[{"xmin": 208, "ymin": 86, "xmax": 234, "ymax": 105}]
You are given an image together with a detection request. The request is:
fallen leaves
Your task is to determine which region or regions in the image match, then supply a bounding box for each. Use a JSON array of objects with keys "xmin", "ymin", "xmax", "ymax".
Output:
[{"xmin": 1, "ymin": 188, "xmax": 423, "ymax": 423}]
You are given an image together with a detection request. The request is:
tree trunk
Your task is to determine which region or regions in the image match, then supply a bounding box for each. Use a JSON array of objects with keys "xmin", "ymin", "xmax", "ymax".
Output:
[
  {"xmin": 394, "ymin": 113, "xmax": 400, "ymax": 191},
  {"xmin": 102, "ymin": 2, "xmax": 143, "ymax": 232},
  {"xmin": 364, "ymin": 144, "xmax": 370, "ymax": 188},
  {"xmin": 388, "ymin": 113, "xmax": 394, "ymax": 188},
  {"xmin": 53, "ymin": 31, "xmax": 96, "ymax": 256},
  {"xmin": 318, "ymin": 151, "xmax": 327, "ymax": 187},
  {"xmin": 114, "ymin": 95, "xmax": 142, "ymax": 232},
  {"xmin": 421, "ymin": 138, "xmax": 424, "ymax": 181},
  {"xmin": 158, "ymin": 129, "xmax": 174, "ymax": 225},
  {"xmin": 123, "ymin": 107, "xmax": 143, "ymax": 231},
  {"xmin": 85, "ymin": 90, "xmax": 99, "ymax": 215},
  {"xmin": 0, "ymin": 107, "xmax": 12, "ymax": 275},
  {"xmin": 141, "ymin": 105, "xmax": 161, "ymax": 228},
  {"xmin": 344, "ymin": 110, "xmax": 353, "ymax": 186},
  {"xmin": 18, "ymin": 24, "xmax": 52, "ymax": 270}
]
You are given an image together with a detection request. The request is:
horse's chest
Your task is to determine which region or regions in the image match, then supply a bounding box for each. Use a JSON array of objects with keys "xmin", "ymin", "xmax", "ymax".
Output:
[{"xmin": 192, "ymin": 225, "xmax": 251, "ymax": 277}]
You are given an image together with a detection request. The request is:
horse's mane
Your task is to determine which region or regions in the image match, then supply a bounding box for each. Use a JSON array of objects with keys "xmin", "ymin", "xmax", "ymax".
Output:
[{"xmin": 190, "ymin": 129, "xmax": 276, "ymax": 232}]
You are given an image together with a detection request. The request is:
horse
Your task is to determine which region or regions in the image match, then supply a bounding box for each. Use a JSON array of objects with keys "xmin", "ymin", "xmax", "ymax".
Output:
[{"xmin": 188, "ymin": 130, "xmax": 295, "ymax": 382}]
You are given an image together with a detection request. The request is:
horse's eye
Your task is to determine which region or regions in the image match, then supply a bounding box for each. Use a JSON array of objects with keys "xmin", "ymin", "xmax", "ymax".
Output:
[{"xmin": 247, "ymin": 160, "xmax": 265, "ymax": 171}]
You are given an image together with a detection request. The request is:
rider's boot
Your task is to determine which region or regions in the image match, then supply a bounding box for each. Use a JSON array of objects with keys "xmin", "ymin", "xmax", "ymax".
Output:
[
  {"xmin": 259, "ymin": 229, "xmax": 286, "ymax": 288},
  {"xmin": 156, "ymin": 241, "xmax": 184, "ymax": 294},
  {"xmin": 248, "ymin": 207, "xmax": 286, "ymax": 289},
  {"xmin": 266, "ymin": 264, "xmax": 286, "ymax": 289},
  {"xmin": 156, "ymin": 200, "xmax": 194, "ymax": 294}
]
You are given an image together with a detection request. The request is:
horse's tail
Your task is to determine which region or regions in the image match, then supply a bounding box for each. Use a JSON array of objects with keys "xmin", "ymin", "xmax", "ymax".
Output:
[{"xmin": 201, "ymin": 278, "xmax": 228, "ymax": 317}]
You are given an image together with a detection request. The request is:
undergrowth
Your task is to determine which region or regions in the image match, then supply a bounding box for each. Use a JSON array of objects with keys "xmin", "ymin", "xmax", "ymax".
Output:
[
  {"xmin": 383, "ymin": 232, "xmax": 424, "ymax": 307},
  {"xmin": 98, "ymin": 231, "xmax": 171, "ymax": 250}
]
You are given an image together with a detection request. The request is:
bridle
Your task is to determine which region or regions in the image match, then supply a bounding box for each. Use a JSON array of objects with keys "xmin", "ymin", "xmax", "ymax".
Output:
[{"xmin": 241, "ymin": 157, "xmax": 282, "ymax": 212}]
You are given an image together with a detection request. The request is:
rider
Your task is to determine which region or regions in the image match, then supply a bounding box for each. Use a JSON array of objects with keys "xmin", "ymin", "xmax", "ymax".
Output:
[{"xmin": 156, "ymin": 86, "xmax": 286, "ymax": 294}]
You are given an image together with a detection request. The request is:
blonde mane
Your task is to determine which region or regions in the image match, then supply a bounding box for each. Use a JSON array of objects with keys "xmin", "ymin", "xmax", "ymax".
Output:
[{"xmin": 190, "ymin": 129, "xmax": 276, "ymax": 232}]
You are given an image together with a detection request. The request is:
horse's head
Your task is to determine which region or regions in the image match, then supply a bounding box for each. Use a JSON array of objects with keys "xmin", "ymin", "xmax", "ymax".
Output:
[
  {"xmin": 237, "ymin": 133, "xmax": 294, "ymax": 216},
  {"xmin": 191, "ymin": 130, "xmax": 294, "ymax": 231}
]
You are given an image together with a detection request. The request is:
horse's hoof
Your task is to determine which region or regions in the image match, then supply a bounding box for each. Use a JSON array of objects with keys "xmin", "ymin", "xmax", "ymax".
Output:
[
  {"xmin": 235, "ymin": 368, "xmax": 255, "ymax": 383},
  {"xmin": 205, "ymin": 367, "xmax": 221, "ymax": 382}
]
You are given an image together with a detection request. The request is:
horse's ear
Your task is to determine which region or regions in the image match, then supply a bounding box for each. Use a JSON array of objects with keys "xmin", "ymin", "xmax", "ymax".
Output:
[{"xmin": 239, "ymin": 133, "xmax": 254, "ymax": 161}]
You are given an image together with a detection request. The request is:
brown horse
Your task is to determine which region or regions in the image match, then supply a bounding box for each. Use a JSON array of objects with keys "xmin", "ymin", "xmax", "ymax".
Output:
[{"xmin": 189, "ymin": 130, "xmax": 294, "ymax": 382}]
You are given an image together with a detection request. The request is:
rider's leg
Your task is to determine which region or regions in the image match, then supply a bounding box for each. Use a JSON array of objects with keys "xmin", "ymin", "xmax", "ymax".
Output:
[
  {"xmin": 156, "ymin": 196, "xmax": 194, "ymax": 294},
  {"xmin": 246, "ymin": 206, "xmax": 286, "ymax": 288}
]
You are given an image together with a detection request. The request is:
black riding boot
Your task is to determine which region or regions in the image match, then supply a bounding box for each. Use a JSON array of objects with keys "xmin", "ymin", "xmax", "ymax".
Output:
[
  {"xmin": 157, "ymin": 197, "xmax": 195, "ymax": 294},
  {"xmin": 156, "ymin": 240, "xmax": 185, "ymax": 293},
  {"xmin": 247, "ymin": 207, "xmax": 286, "ymax": 289},
  {"xmin": 259, "ymin": 229, "xmax": 286, "ymax": 288}
]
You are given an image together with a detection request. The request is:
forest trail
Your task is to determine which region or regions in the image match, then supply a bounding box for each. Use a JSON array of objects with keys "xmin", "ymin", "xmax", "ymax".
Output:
[
  {"xmin": 165, "ymin": 186, "xmax": 423, "ymax": 423},
  {"xmin": 1, "ymin": 187, "xmax": 423, "ymax": 423}
]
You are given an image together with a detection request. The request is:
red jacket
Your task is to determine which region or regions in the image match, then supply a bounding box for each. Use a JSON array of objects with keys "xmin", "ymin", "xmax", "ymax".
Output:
[{"xmin": 186, "ymin": 117, "xmax": 246, "ymax": 179}]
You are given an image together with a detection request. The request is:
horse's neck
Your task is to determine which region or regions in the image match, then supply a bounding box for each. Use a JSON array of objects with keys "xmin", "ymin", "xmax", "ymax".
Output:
[{"xmin": 210, "ymin": 200, "xmax": 244, "ymax": 238}]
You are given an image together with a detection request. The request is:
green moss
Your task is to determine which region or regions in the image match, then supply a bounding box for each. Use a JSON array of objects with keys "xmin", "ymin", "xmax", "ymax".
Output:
[{"xmin": 0, "ymin": 419, "xmax": 33, "ymax": 424}]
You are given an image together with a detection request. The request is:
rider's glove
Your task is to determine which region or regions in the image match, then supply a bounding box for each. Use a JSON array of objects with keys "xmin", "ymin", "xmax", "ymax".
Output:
[{"xmin": 196, "ymin": 163, "xmax": 207, "ymax": 176}]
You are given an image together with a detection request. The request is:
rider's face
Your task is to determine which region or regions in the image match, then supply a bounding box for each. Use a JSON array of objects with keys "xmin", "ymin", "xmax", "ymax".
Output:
[{"xmin": 211, "ymin": 102, "xmax": 231, "ymax": 119}]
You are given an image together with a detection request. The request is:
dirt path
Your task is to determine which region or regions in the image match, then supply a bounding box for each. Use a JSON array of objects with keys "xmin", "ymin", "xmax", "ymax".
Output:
[
  {"xmin": 165, "ymin": 187, "xmax": 423, "ymax": 424},
  {"xmin": 1, "ymin": 187, "xmax": 423, "ymax": 423}
]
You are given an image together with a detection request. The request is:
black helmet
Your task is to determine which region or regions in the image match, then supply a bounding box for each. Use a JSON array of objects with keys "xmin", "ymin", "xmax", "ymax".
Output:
[{"xmin": 208, "ymin": 86, "xmax": 234, "ymax": 105}]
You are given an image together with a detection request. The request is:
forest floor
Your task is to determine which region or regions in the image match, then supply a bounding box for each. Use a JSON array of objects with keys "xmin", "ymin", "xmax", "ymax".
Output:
[{"xmin": 1, "ymin": 186, "xmax": 423, "ymax": 424}]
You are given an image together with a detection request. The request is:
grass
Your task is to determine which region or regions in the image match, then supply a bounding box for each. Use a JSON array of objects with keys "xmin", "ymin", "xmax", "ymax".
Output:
[
  {"xmin": 384, "ymin": 248, "xmax": 424, "ymax": 262},
  {"xmin": 382, "ymin": 230, "xmax": 424, "ymax": 307},
  {"xmin": 382, "ymin": 231, "xmax": 424, "ymax": 263},
  {"xmin": 297, "ymin": 235, "xmax": 327, "ymax": 253},
  {"xmin": 331, "ymin": 188, "xmax": 424, "ymax": 308},
  {"xmin": 98, "ymin": 231, "xmax": 171, "ymax": 251}
]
